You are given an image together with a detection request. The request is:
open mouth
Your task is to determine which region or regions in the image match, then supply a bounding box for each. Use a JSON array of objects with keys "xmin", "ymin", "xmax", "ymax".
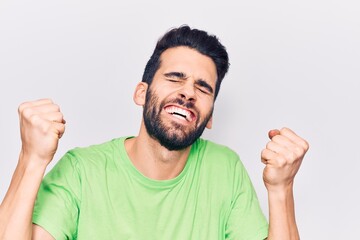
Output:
[{"xmin": 164, "ymin": 105, "xmax": 196, "ymax": 122}]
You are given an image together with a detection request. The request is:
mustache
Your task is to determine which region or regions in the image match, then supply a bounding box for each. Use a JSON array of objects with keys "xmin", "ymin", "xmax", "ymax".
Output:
[
  {"xmin": 165, "ymin": 98, "xmax": 195, "ymax": 109},
  {"xmin": 173, "ymin": 98, "xmax": 194, "ymax": 108}
]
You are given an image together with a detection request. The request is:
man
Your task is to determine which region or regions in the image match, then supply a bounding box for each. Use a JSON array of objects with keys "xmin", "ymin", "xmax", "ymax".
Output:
[{"xmin": 0, "ymin": 26, "xmax": 309, "ymax": 239}]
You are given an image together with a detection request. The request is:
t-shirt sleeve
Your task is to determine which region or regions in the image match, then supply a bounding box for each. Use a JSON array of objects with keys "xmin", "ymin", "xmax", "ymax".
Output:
[
  {"xmin": 32, "ymin": 151, "xmax": 81, "ymax": 240},
  {"xmin": 225, "ymin": 158, "xmax": 268, "ymax": 240}
]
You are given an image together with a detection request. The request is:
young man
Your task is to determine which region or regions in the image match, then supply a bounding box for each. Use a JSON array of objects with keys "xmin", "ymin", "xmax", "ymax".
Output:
[{"xmin": 0, "ymin": 26, "xmax": 309, "ymax": 239}]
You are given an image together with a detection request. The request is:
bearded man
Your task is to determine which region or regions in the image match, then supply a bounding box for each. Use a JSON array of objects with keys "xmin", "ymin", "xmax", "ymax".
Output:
[{"xmin": 0, "ymin": 25, "xmax": 309, "ymax": 240}]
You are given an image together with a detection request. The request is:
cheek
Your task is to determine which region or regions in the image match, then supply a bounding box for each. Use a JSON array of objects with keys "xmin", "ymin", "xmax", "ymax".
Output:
[
  {"xmin": 153, "ymin": 85, "xmax": 172, "ymax": 98},
  {"xmin": 198, "ymin": 102, "xmax": 214, "ymax": 122},
  {"xmin": 200, "ymin": 97, "xmax": 214, "ymax": 112}
]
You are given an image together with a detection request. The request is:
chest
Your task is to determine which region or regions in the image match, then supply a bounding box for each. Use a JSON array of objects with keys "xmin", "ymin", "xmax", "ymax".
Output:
[{"xmin": 75, "ymin": 170, "xmax": 232, "ymax": 239}]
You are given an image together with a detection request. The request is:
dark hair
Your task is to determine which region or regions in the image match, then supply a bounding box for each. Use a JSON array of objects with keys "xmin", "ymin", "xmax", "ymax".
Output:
[{"xmin": 142, "ymin": 25, "xmax": 229, "ymax": 99}]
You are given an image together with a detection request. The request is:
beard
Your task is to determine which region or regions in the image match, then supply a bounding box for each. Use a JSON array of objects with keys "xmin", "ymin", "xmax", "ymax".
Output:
[{"xmin": 143, "ymin": 88, "xmax": 213, "ymax": 151}]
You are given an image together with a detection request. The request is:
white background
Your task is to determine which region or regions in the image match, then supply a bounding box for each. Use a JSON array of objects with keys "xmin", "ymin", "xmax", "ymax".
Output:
[{"xmin": 1, "ymin": 0, "xmax": 359, "ymax": 238}]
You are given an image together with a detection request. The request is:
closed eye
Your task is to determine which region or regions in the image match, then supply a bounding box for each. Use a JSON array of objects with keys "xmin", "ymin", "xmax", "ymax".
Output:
[
  {"xmin": 164, "ymin": 72, "xmax": 187, "ymax": 84},
  {"xmin": 195, "ymin": 80, "xmax": 213, "ymax": 95},
  {"xmin": 167, "ymin": 78, "xmax": 181, "ymax": 83},
  {"xmin": 197, "ymin": 87, "xmax": 209, "ymax": 94}
]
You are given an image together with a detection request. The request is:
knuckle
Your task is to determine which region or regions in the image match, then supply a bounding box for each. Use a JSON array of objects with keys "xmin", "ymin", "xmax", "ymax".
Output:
[
  {"xmin": 282, "ymin": 151, "xmax": 295, "ymax": 163},
  {"xmin": 303, "ymin": 139, "xmax": 310, "ymax": 151},
  {"xmin": 28, "ymin": 114, "xmax": 40, "ymax": 125},
  {"xmin": 280, "ymin": 127, "xmax": 289, "ymax": 134},
  {"xmin": 272, "ymin": 135, "xmax": 280, "ymax": 141},
  {"xmin": 294, "ymin": 146, "xmax": 304, "ymax": 157},
  {"xmin": 53, "ymin": 104, "xmax": 60, "ymax": 112},
  {"xmin": 21, "ymin": 107, "xmax": 33, "ymax": 119},
  {"xmin": 18, "ymin": 103, "xmax": 25, "ymax": 114},
  {"xmin": 261, "ymin": 149, "xmax": 267, "ymax": 157},
  {"xmin": 56, "ymin": 112, "xmax": 65, "ymax": 122},
  {"xmin": 277, "ymin": 156, "xmax": 287, "ymax": 168}
]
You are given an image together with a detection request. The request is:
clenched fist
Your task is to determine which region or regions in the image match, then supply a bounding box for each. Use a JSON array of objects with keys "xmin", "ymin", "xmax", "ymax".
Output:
[
  {"xmin": 261, "ymin": 127, "xmax": 309, "ymax": 190},
  {"xmin": 18, "ymin": 99, "xmax": 66, "ymax": 166}
]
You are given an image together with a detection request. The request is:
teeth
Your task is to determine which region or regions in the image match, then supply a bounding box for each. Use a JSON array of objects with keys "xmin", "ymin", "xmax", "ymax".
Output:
[
  {"xmin": 165, "ymin": 106, "xmax": 192, "ymax": 121},
  {"xmin": 173, "ymin": 114, "xmax": 185, "ymax": 120}
]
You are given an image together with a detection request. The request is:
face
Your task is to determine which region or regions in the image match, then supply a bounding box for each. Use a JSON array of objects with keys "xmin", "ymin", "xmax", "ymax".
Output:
[{"xmin": 142, "ymin": 46, "xmax": 217, "ymax": 151}]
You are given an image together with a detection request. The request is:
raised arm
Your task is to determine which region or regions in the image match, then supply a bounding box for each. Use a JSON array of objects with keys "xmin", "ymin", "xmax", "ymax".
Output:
[
  {"xmin": 0, "ymin": 99, "xmax": 65, "ymax": 240},
  {"xmin": 261, "ymin": 127, "xmax": 309, "ymax": 240}
]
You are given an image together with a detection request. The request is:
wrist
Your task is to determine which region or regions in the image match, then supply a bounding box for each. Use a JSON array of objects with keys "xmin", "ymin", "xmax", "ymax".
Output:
[
  {"xmin": 18, "ymin": 150, "xmax": 49, "ymax": 173},
  {"xmin": 266, "ymin": 181, "xmax": 294, "ymax": 194},
  {"xmin": 266, "ymin": 183, "xmax": 295, "ymax": 205},
  {"xmin": 267, "ymin": 183, "xmax": 299, "ymax": 240}
]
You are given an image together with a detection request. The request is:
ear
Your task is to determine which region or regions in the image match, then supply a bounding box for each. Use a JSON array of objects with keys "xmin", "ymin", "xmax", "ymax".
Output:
[
  {"xmin": 206, "ymin": 116, "xmax": 213, "ymax": 129},
  {"xmin": 133, "ymin": 82, "xmax": 148, "ymax": 106}
]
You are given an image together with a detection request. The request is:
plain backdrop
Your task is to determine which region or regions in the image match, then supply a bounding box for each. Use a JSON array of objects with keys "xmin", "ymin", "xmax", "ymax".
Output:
[{"xmin": 1, "ymin": 0, "xmax": 359, "ymax": 238}]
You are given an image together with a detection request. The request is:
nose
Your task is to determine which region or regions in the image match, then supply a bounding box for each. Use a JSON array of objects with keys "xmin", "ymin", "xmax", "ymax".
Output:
[{"xmin": 179, "ymin": 81, "xmax": 196, "ymax": 102}]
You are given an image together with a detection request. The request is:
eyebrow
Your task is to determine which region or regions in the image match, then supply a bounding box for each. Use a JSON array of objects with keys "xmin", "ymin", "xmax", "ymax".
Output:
[
  {"xmin": 164, "ymin": 72, "xmax": 187, "ymax": 79},
  {"xmin": 164, "ymin": 71, "xmax": 214, "ymax": 94}
]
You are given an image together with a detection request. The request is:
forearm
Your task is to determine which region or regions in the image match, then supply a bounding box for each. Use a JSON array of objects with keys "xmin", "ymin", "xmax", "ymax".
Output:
[
  {"xmin": 0, "ymin": 152, "xmax": 47, "ymax": 240},
  {"xmin": 262, "ymin": 128, "xmax": 308, "ymax": 240},
  {"xmin": 267, "ymin": 184, "xmax": 299, "ymax": 240}
]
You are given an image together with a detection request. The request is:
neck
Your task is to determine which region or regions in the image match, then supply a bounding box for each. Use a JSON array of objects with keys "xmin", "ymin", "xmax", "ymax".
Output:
[{"xmin": 125, "ymin": 121, "xmax": 192, "ymax": 180}]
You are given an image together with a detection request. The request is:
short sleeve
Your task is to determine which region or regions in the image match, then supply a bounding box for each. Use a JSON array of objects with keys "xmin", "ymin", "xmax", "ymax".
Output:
[
  {"xmin": 225, "ymin": 160, "xmax": 268, "ymax": 240},
  {"xmin": 32, "ymin": 151, "xmax": 81, "ymax": 240}
]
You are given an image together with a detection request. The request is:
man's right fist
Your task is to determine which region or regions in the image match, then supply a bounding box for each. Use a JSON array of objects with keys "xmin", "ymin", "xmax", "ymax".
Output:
[{"xmin": 18, "ymin": 99, "xmax": 65, "ymax": 166}]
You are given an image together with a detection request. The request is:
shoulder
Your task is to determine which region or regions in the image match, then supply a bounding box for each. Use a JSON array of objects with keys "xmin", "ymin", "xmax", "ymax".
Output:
[
  {"xmin": 67, "ymin": 137, "xmax": 126, "ymax": 156},
  {"xmin": 193, "ymin": 139, "xmax": 253, "ymax": 199},
  {"xmin": 196, "ymin": 138, "xmax": 240, "ymax": 160},
  {"xmin": 194, "ymin": 138, "xmax": 245, "ymax": 170},
  {"xmin": 61, "ymin": 137, "xmax": 127, "ymax": 167}
]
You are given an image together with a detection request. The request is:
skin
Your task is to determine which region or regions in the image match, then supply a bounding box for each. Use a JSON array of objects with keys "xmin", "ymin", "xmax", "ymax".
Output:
[
  {"xmin": 0, "ymin": 99, "xmax": 65, "ymax": 240},
  {"xmin": 126, "ymin": 47, "xmax": 216, "ymax": 180},
  {"xmin": 263, "ymin": 127, "xmax": 309, "ymax": 239},
  {"xmin": 0, "ymin": 46, "xmax": 309, "ymax": 240}
]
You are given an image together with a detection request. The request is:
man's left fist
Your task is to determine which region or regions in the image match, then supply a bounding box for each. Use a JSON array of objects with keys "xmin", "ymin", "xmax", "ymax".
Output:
[{"xmin": 261, "ymin": 127, "xmax": 309, "ymax": 190}]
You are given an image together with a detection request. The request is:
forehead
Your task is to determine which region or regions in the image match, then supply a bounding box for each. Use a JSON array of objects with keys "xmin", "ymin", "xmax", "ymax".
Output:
[{"xmin": 158, "ymin": 46, "xmax": 217, "ymax": 84}]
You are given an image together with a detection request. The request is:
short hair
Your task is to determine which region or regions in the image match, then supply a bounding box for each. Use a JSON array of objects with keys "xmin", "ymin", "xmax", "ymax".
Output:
[{"xmin": 142, "ymin": 25, "xmax": 230, "ymax": 99}]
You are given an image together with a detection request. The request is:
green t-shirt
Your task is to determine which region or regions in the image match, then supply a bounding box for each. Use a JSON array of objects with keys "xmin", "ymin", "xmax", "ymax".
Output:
[{"xmin": 33, "ymin": 137, "xmax": 268, "ymax": 239}]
